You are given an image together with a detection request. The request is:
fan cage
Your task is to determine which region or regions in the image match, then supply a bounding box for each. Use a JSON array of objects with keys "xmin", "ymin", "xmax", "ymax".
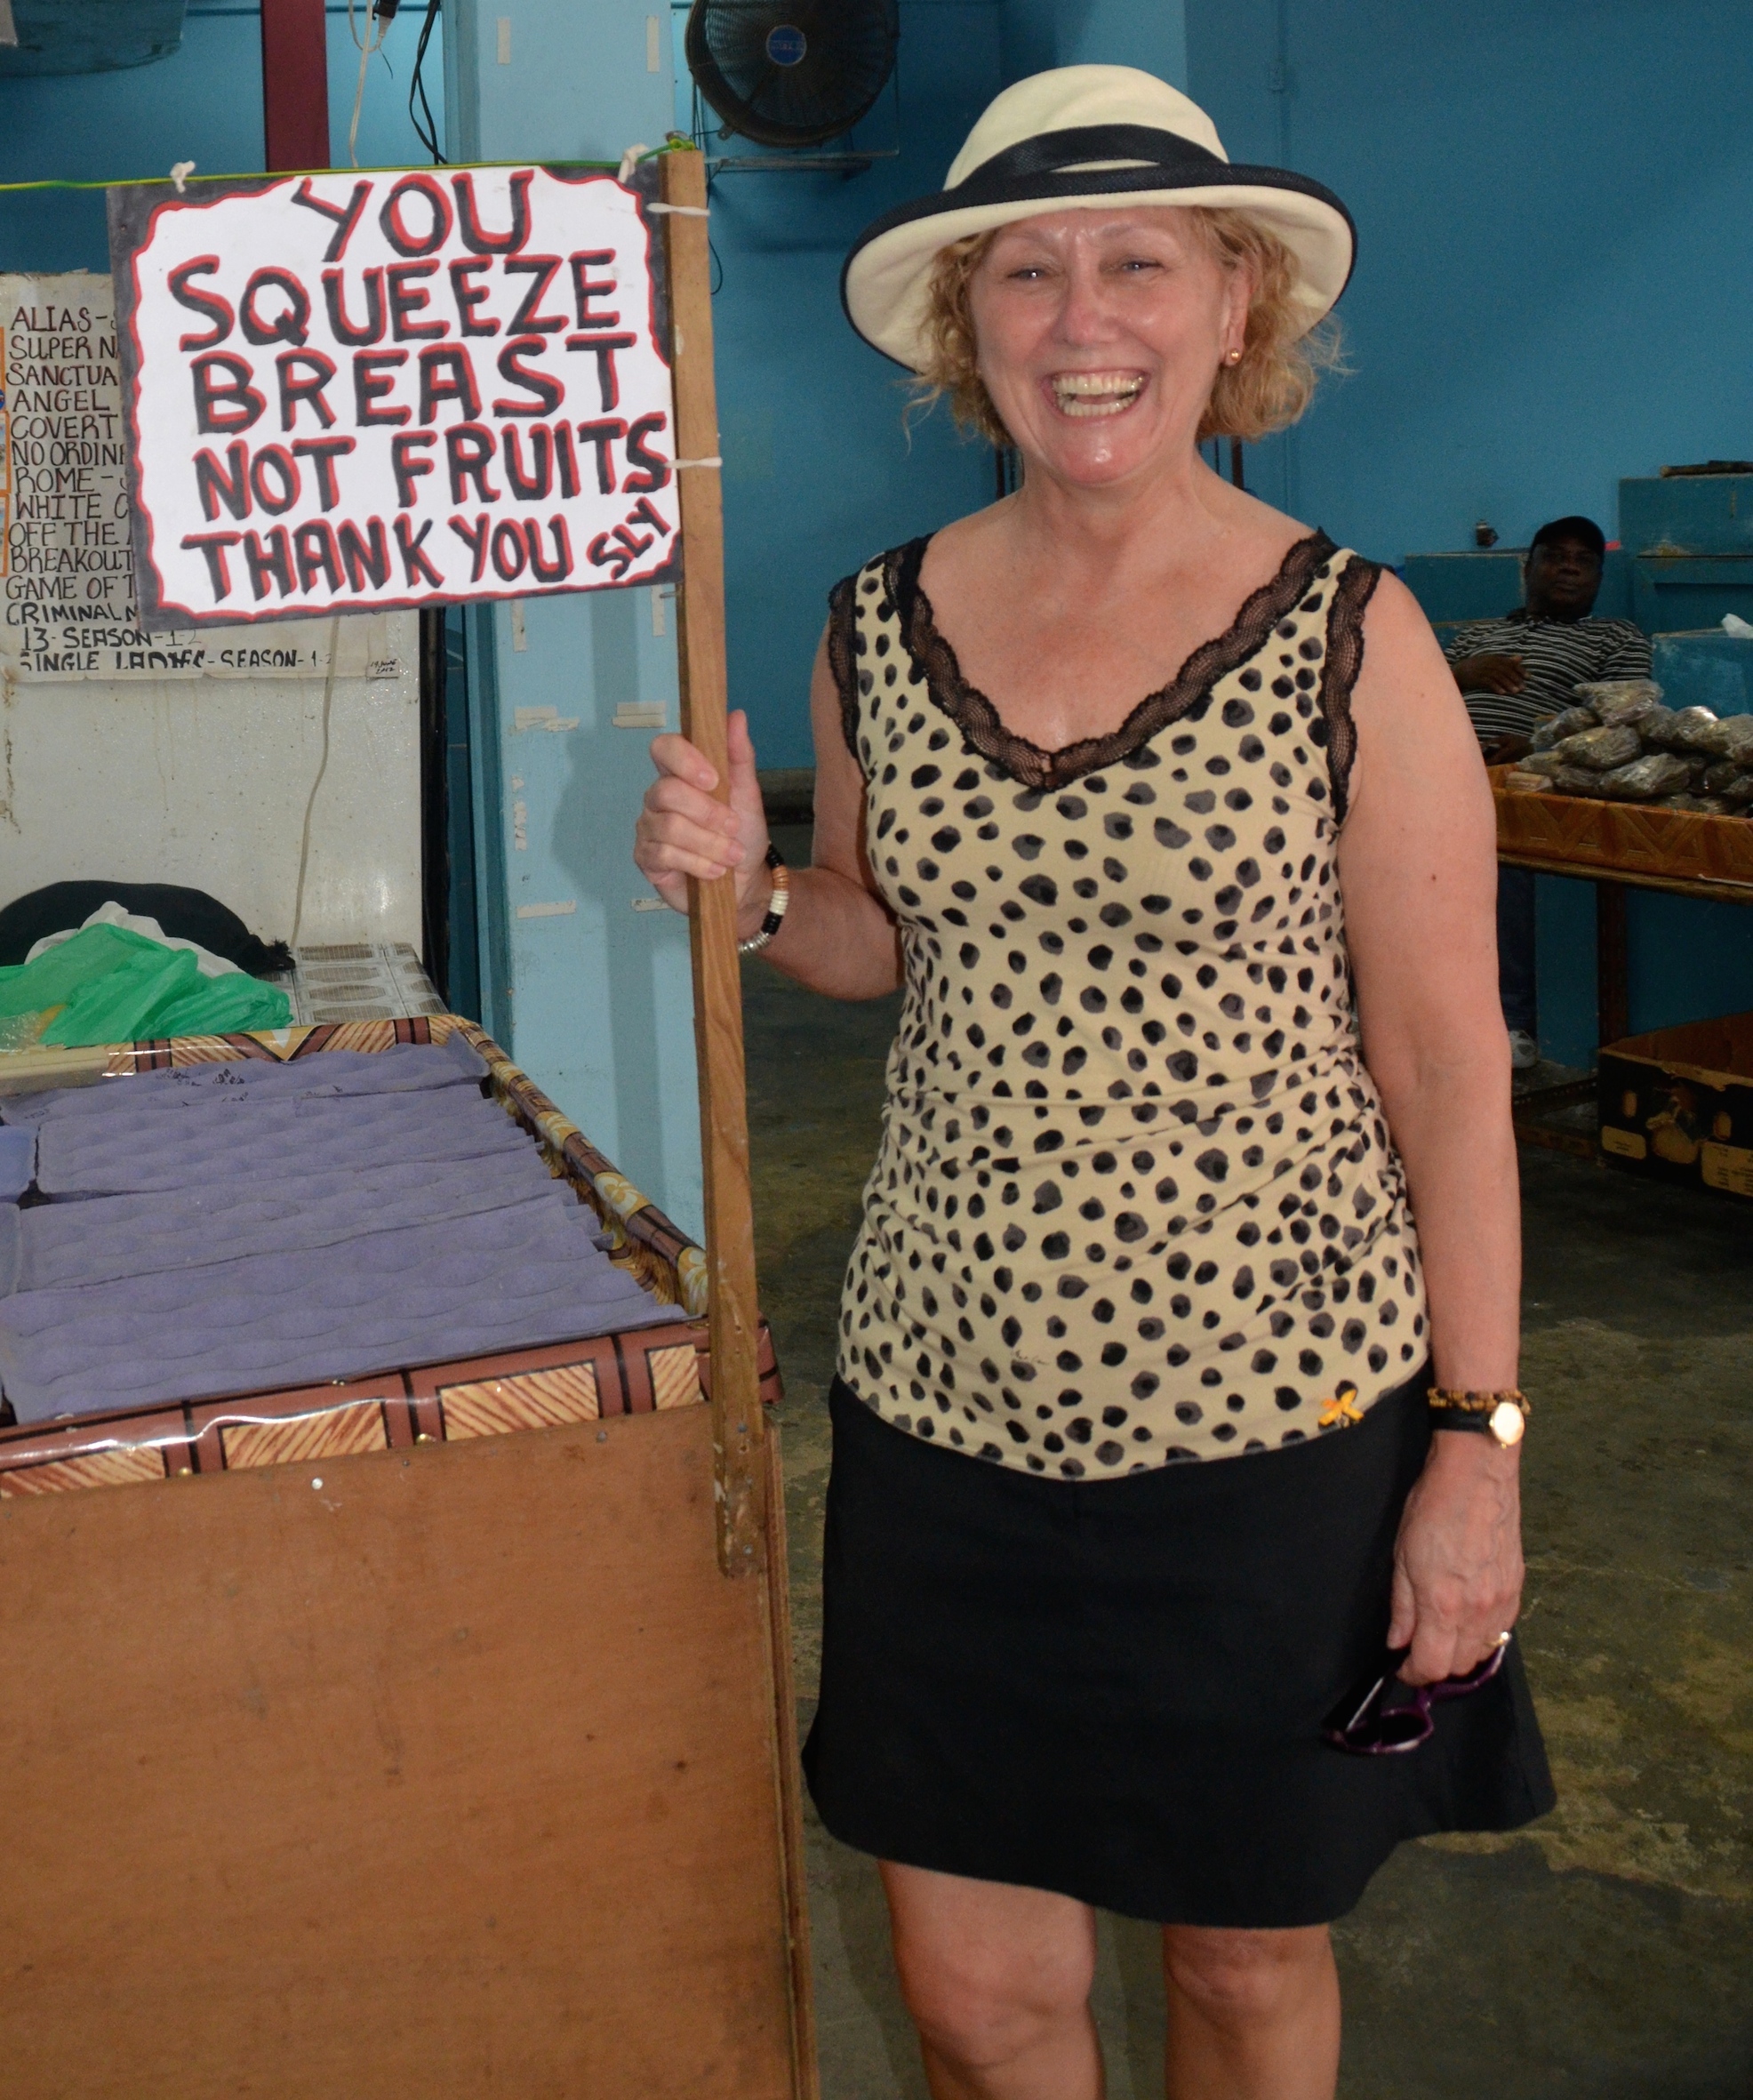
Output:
[{"xmin": 684, "ymin": 0, "xmax": 899, "ymax": 155}]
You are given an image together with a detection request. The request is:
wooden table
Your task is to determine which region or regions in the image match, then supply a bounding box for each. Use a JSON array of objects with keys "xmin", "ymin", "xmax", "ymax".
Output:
[{"xmin": 1493, "ymin": 772, "xmax": 1753, "ymax": 1155}]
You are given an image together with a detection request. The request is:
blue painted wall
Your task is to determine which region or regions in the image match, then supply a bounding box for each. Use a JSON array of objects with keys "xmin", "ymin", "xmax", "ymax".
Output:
[
  {"xmin": 1002, "ymin": 0, "xmax": 1185, "ymax": 87},
  {"xmin": 0, "ymin": 4, "xmax": 444, "ymax": 266},
  {"xmin": 445, "ymin": 0, "xmax": 705, "ymax": 1237},
  {"xmin": 1186, "ymin": 0, "xmax": 1753, "ymax": 565}
]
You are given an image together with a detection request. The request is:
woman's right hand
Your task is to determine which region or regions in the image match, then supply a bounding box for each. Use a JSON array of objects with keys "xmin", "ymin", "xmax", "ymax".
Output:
[{"xmin": 633, "ymin": 709, "xmax": 772, "ymax": 927}]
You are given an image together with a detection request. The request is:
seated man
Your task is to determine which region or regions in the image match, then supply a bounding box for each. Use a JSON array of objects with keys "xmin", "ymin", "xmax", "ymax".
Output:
[{"xmin": 1445, "ymin": 516, "xmax": 1652, "ymax": 1070}]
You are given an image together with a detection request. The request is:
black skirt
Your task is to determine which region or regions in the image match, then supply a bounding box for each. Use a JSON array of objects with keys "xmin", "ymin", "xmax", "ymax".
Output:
[{"xmin": 803, "ymin": 1372, "xmax": 1554, "ymax": 1929}]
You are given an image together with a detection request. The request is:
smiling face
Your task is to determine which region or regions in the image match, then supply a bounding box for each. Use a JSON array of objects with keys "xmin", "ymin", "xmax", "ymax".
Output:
[{"xmin": 965, "ymin": 206, "xmax": 1251, "ymax": 490}]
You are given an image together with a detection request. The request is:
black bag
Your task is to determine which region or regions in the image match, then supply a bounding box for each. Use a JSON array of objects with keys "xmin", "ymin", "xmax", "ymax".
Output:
[{"xmin": 0, "ymin": 884, "xmax": 292, "ymax": 978}]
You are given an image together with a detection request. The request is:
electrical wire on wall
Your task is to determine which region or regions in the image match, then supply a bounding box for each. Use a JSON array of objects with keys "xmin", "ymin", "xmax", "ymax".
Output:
[
  {"xmin": 290, "ymin": 619, "xmax": 344, "ymax": 947},
  {"xmin": 346, "ymin": 0, "xmax": 398, "ymax": 169},
  {"xmin": 409, "ymin": 0, "xmax": 444, "ymax": 163}
]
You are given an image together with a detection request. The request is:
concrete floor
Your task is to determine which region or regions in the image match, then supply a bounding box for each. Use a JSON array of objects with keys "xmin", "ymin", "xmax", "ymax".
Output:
[{"xmin": 746, "ymin": 828, "xmax": 1752, "ymax": 2099}]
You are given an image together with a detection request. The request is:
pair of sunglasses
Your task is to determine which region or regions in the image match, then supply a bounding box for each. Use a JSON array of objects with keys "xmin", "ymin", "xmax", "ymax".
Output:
[{"xmin": 1321, "ymin": 1638, "xmax": 1508, "ymax": 1755}]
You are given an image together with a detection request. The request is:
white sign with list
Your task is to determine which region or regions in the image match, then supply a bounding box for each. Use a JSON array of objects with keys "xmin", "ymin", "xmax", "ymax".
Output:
[{"xmin": 0, "ymin": 272, "xmax": 331, "ymax": 680}]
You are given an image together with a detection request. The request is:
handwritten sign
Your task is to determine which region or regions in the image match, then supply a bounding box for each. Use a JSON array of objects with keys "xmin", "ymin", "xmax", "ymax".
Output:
[
  {"xmin": 0, "ymin": 271, "xmax": 333, "ymax": 679},
  {"xmin": 108, "ymin": 163, "xmax": 681, "ymax": 629}
]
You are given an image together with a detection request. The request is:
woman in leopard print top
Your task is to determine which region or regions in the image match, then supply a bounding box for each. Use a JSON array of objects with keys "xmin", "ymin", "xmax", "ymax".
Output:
[
  {"xmin": 823, "ymin": 530, "xmax": 1422, "ymax": 1473},
  {"xmin": 636, "ymin": 65, "xmax": 1550, "ymax": 2100}
]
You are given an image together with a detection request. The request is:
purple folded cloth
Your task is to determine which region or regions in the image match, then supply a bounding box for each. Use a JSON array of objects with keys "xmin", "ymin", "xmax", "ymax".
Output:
[
  {"xmin": 0, "ymin": 1036, "xmax": 486, "ymax": 1128},
  {"xmin": 0, "ymin": 1038, "xmax": 676, "ymax": 1423},
  {"xmin": 0, "ymin": 1127, "xmax": 32, "ymax": 1202},
  {"xmin": 0, "ymin": 1190, "xmax": 675, "ymax": 1423},
  {"xmin": 36, "ymin": 1086, "xmax": 530, "ymax": 1197},
  {"xmin": 0, "ymin": 1147, "xmax": 565, "ymax": 1295}
]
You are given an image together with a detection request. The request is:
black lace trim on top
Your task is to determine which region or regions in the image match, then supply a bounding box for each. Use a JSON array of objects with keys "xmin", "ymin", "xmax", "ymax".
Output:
[
  {"xmin": 884, "ymin": 528, "xmax": 1341, "ymax": 791},
  {"xmin": 1315, "ymin": 555, "xmax": 1381, "ymax": 826},
  {"xmin": 826, "ymin": 569, "xmax": 861, "ymax": 769}
]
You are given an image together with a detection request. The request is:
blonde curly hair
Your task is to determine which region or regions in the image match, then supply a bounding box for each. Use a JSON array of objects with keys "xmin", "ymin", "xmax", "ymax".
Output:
[{"xmin": 912, "ymin": 208, "xmax": 1343, "ymax": 450}]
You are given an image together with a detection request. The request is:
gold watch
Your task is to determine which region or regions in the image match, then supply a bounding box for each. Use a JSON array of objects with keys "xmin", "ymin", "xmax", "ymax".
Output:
[{"xmin": 1426, "ymin": 1387, "xmax": 1528, "ymax": 1447}]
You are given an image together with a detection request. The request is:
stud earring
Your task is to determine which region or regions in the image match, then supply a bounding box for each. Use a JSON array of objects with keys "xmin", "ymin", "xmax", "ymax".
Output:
[{"xmin": 1225, "ymin": 349, "xmax": 1243, "ymax": 365}]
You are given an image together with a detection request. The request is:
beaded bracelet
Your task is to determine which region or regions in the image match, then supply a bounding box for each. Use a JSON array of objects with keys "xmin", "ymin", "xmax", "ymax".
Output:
[{"xmin": 737, "ymin": 845, "xmax": 790, "ymax": 956}]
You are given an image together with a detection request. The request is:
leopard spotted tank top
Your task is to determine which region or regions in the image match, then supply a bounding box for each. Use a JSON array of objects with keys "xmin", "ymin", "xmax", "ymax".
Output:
[{"xmin": 825, "ymin": 529, "xmax": 1429, "ymax": 1478}]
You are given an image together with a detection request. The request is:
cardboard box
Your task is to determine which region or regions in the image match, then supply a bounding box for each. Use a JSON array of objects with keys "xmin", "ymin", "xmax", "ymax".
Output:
[{"xmin": 1597, "ymin": 1011, "xmax": 1753, "ymax": 1198}]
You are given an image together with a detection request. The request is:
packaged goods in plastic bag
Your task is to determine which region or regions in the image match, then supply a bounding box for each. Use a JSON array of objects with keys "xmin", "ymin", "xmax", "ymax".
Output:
[
  {"xmin": 1573, "ymin": 677, "xmax": 1663, "ymax": 726},
  {"xmin": 1548, "ymin": 765, "xmax": 1612, "ymax": 797},
  {"xmin": 1517, "ymin": 749, "xmax": 1568, "ymax": 777},
  {"xmin": 0, "ymin": 924, "xmax": 290, "ymax": 1051},
  {"xmin": 1720, "ymin": 772, "xmax": 1753, "ymax": 807},
  {"xmin": 1690, "ymin": 720, "xmax": 1744, "ymax": 759},
  {"xmin": 1670, "ymin": 705, "xmax": 1730, "ymax": 756},
  {"xmin": 1552, "ymin": 723, "xmax": 1644, "ymax": 770},
  {"xmin": 1529, "ymin": 705, "xmax": 1599, "ymax": 751},
  {"xmin": 1641, "ymin": 706, "xmax": 1700, "ymax": 750},
  {"xmin": 1705, "ymin": 714, "xmax": 1753, "ymax": 763},
  {"xmin": 1597, "ymin": 752, "xmax": 1695, "ymax": 800}
]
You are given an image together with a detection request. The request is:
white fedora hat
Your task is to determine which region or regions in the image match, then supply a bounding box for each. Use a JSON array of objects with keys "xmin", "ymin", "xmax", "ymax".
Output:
[{"xmin": 843, "ymin": 65, "xmax": 1355, "ymax": 373}]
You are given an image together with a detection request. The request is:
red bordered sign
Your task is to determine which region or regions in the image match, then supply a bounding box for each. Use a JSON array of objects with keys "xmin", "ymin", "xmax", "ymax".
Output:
[{"xmin": 108, "ymin": 161, "xmax": 681, "ymax": 628}]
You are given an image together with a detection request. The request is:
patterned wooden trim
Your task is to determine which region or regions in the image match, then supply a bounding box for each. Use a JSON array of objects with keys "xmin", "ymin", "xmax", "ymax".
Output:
[
  {"xmin": 0, "ymin": 1446, "xmax": 166, "ymax": 1496},
  {"xmin": 0, "ymin": 1408, "xmax": 195, "ymax": 1488},
  {"xmin": 649, "ymin": 1343, "xmax": 704, "ymax": 1412},
  {"xmin": 436, "ymin": 1362, "xmax": 601, "ymax": 1441},
  {"xmin": 1495, "ymin": 768, "xmax": 1753, "ymax": 887},
  {"xmin": 407, "ymin": 1324, "xmax": 705, "ymax": 1420},
  {"xmin": 183, "ymin": 1379, "xmax": 410, "ymax": 1476},
  {"xmin": 0, "ymin": 1317, "xmax": 780, "ymax": 1494},
  {"xmin": 221, "ymin": 1403, "xmax": 391, "ymax": 1471}
]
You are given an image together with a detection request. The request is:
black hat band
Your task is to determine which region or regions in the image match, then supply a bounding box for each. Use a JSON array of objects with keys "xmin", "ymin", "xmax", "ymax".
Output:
[{"xmin": 957, "ymin": 124, "xmax": 1229, "ymax": 196}]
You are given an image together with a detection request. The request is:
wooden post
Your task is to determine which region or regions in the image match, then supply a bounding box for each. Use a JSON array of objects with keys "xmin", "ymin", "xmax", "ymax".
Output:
[
  {"xmin": 1597, "ymin": 878, "xmax": 1630, "ymax": 1050},
  {"xmin": 660, "ymin": 148, "xmax": 765, "ymax": 1578},
  {"xmin": 260, "ymin": 0, "xmax": 330, "ymax": 172}
]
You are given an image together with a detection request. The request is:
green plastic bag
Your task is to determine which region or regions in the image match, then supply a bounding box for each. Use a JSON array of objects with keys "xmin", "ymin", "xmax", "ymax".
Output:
[{"xmin": 0, "ymin": 924, "xmax": 291, "ymax": 1049}]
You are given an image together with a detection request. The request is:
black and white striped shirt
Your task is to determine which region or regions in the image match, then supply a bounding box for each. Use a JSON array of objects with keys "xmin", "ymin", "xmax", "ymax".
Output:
[{"xmin": 1444, "ymin": 611, "xmax": 1651, "ymax": 744}]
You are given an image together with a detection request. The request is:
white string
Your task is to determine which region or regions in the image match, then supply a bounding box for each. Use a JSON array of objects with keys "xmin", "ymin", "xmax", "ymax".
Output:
[
  {"xmin": 346, "ymin": 0, "xmax": 390, "ymax": 171},
  {"xmin": 647, "ymin": 202, "xmax": 708, "ymax": 218},
  {"xmin": 290, "ymin": 618, "xmax": 343, "ymax": 946},
  {"xmin": 617, "ymin": 142, "xmax": 651, "ymax": 183},
  {"xmin": 672, "ymin": 456, "xmax": 722, "ymax": 470},
  {"xmin": 170, "ymin": 160, "xmax": 196, "ymax": 195}
]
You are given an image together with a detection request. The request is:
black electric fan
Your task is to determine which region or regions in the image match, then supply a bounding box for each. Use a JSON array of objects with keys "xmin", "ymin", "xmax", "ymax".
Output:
[{"xmin": 685, "ymin": 0, "xmax": 897, "ymax": 150}]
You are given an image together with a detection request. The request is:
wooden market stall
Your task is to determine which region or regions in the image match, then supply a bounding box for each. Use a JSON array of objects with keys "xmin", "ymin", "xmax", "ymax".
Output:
[
  {"xmin": 0, "ymin": 148, "xmax": 820, "ymax": 2096},
  {"xmin": 1494, "ymin": 768, "xmax": 1753, "ymax": 1174}
]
